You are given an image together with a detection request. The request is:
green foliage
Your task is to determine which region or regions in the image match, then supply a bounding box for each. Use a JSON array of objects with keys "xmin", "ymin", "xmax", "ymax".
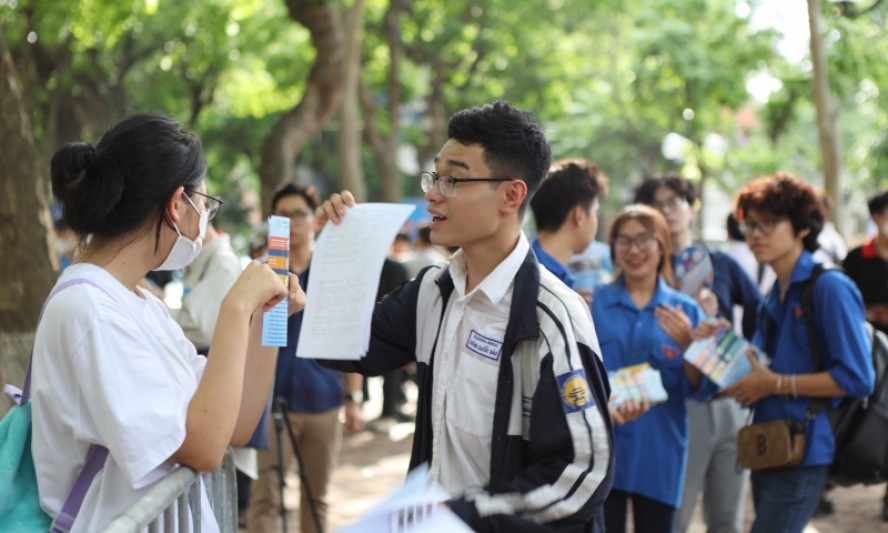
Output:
[{"xmin": 2, "ymin": 0, "xmax": 888, "ymax": 246}]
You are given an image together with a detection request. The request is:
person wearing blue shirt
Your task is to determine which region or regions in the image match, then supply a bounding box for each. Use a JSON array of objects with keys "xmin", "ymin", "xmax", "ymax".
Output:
[
  {"xmin": 529, "ymin": 158, "xmax": 607, "ymax": 303},
  {"xmin": 593, "ymin": 205, "xmax": 717, "ymax": 533},
  {"xmin": 636, "ymin": 175, "xmax": 762, "ymax": 533},
  {"xmin": 725, "ymin": 174, "xmax": 874, "ymax": 533},
  {"xmin": 247, "ymin": 183, "xmax": 364, "ymax": 533}
]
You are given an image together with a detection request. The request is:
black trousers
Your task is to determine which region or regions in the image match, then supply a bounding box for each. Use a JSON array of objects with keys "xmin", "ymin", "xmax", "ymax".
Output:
[{"xmin": 604, "ymin": 489, "xmax": 676, "ymax": 533}]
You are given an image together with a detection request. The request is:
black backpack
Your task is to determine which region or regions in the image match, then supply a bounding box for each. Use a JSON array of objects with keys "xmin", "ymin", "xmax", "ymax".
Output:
[{"xmin": 798, "ymin": 264, "xmax": 888, "ymax": 486}]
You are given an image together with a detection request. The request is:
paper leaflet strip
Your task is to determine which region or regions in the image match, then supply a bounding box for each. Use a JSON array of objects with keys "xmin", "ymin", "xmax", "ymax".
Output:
[{"xmin": 262, "ymin": 215, "xmax": 290, "ymax": 347}]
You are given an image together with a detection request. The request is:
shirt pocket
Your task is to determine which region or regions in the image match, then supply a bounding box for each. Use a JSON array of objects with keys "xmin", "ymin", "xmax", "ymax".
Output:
[{"xmin": 446, "ymin": 354, "xmax": 499, "ymax": 438}]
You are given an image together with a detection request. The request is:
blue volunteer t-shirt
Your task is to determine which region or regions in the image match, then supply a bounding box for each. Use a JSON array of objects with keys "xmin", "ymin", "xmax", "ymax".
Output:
[
  {"xmin": 532, "ymin": 239, "xmax": 575, "ymax": 289},
  {"xmin": 274, "ymin": 268, "xmax": 345, "ymax": 413},
  {"xmin": 751, "ymin": 250, "xmax": 874, "ymax": 467},
  {"xmin": 592, "ymin": 276, "xmax": 717, "ymax": 508}
]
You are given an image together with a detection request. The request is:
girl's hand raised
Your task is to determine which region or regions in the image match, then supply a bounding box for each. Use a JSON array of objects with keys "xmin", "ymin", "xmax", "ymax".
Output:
[{"xmin": 655, "ymin": 303, "xmax": 694, "ymax": 351}]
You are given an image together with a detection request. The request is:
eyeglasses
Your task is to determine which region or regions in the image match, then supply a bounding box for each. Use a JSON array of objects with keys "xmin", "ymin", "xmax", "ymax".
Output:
[
  {"xmin": 614, "ymin": 232, "xmax": 658, "ymax": 253},
  {"xmin": 651, "ymin": 196, "xmax": 689, "ymax": 212},
  {"xmin": 186, "ymin": 190, "xmax": 223, "ymax": 221},
  {"xmin": 420, "ymin": 171, "xmax": 514, "ymax": 198},
  {"xmin": 741, "ymin": 218, "xmax": 783, "ymax": 237},
  {"xmin": 276, "ymin": 208, "xmax": 314, "ymax": 223}
]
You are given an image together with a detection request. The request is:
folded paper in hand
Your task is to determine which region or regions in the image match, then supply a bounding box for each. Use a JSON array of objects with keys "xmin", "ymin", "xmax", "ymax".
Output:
[{"xmin": 297, "ymin": 203, "xmax": 415, "ymax": 360}]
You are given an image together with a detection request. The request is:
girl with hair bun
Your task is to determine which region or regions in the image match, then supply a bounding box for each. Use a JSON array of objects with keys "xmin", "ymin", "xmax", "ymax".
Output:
[
  {"xmin": 591, "ymin": 205, "xmax": 717, "ymax": 533},
  {"xmin": 30, "ymin": 112, "xmax": 306, "ymax": 532}
]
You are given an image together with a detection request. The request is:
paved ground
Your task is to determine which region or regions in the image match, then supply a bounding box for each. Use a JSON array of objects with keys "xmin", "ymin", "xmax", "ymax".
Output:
[{"xmin": 247, "ymin": 378, "xmax": 888, "ymax": 532}]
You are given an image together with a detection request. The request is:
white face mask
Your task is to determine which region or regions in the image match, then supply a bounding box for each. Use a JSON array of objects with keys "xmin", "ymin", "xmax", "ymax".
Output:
[{"xmin": 153, "ymin": 195, "xmax": 208, "ymax": 271}]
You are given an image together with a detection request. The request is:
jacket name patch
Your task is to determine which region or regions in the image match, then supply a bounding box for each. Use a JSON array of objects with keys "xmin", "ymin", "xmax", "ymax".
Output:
[
  {"xmin": 466, "ymin": 330, "xmax": 503, "ymax": 361},
  {"xmin": 556, "ymin": 369, "xmax": 595, "ymax": 414}
]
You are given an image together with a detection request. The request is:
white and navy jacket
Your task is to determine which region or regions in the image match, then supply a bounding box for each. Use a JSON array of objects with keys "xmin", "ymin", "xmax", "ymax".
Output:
[{"xmin": 320, "ymin": 249, "xmax": 615, "ymax": 532}]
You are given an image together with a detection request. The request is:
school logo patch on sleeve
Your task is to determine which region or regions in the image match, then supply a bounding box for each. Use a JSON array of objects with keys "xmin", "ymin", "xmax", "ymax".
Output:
[{"xmin": 556, "ymin": 369, "xmax": 595, "ymax": 414}]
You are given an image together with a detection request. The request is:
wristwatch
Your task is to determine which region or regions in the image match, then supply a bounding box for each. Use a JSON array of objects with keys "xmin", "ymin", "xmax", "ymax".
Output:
[{"xmin": 346, "ymin": 392, "xmax": 364, "ymax": 404}]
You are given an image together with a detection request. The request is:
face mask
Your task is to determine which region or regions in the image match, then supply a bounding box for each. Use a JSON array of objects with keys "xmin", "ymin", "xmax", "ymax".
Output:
[{"xmin": 153, "ymin": 195, "xmax": 208, "ymax": 271}]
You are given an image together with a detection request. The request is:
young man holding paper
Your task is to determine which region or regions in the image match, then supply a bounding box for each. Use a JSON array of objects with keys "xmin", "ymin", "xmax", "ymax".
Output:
[{"xmin": 315, "ymin": 101, "xmax": 615, "ymax": 532}]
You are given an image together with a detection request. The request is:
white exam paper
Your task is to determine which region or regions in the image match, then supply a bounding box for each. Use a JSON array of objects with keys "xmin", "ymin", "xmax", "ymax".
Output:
[{"xmin": 297, "ymin": 203, "xmax": 415, "ymax": 360}]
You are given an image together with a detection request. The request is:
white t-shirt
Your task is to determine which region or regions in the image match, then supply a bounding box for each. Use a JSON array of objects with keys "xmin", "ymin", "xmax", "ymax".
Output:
[{"xmin": 30, "ymin": 264, "xmax": 219, "ymax": 533}]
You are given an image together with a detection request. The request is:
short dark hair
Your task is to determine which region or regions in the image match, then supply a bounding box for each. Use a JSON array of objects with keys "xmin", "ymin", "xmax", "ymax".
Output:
[
  {"xmin": 395, "ymin": 233, "xmax": 411, "ymax": 243},
  {"xmin": 447, "ymin": 101, "xmax": 552, "ymax": 214},
  {"xmin": 635, "ymin": 174, "xmax": 697, "ymax": 206},
  {"xmin": 417, "ymin": 226, "xmax": 433, "ymax": 246},
  {"xmin": 271, "ymin": 182, "xmax": 320, "ymax": 213},
  {"xmin": 726, "ymin": 213, "xmax": 745, "ymax": 242},
  {"xmin": 868, "ymin": 191, "xmax": 888, "ymax": 217},
  {"xmin": 531, "ymin": 159, "xmax": 608, "ymax": 232},
  {"xmin": 734, "ymin": 172, "xmax": 828, "ymax": 252},
  {"xmin": 51, "ymin": 112, "xmax": 206, "ymax": 248}
]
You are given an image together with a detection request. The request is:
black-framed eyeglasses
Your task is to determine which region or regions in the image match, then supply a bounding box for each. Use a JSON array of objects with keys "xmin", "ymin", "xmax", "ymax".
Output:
[
  {"xmin": 420, "ymin": 171, "xmax": 514, "ymax": 198},
  {"xmin": 614, "ymin": 232, "xmax": 658, "ymax": 253},
  {"xmin": 740, "ymin": 217, "xmax": 784, "ymax": 237},
  {"xmin": 186, "ymin": 190, "xmax": 224, "ymax": 221}
]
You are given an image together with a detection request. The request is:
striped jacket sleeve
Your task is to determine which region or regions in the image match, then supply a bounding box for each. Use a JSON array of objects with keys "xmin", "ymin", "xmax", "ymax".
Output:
[{"xmin": 449, "ymin": 289, "xmax": 615, "ymax": 532}]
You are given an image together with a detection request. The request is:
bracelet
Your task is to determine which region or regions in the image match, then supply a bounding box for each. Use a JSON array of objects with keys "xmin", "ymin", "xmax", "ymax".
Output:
[
  {"xmin": 776, "ymin": 375, "xmax": 783, "ymax": 396},
  {"xmin": 791, "ymin": 374, "xmax": 798, "ymax": 399}
]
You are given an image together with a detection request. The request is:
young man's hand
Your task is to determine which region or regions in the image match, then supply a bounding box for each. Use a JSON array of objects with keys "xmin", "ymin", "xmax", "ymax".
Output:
[
  {"xmin": 345, "ymin": 401, "xmax": 365, "ymax": 435},
  {"xmin": 315, "ymin": 191, "xmax": 356, "ymax": 228}
]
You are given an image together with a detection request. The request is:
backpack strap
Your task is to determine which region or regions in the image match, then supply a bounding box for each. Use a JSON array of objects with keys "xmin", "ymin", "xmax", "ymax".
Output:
[
  {"xmin": 17, "ymin": 277, "xmax": 117, "ymax": 533},
  {"xmin": 800, "ymin": 263, "xmax": 844, "ymax": 417}
]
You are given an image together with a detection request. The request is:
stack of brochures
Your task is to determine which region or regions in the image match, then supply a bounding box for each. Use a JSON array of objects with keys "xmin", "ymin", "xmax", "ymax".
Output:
[
  {"xmin": 607, "ymin": 363, "xmax": 668, "ymax": 408},
  {"xmin": 683, "ymin": 326, "xmax": 763, "ymax": 389}
]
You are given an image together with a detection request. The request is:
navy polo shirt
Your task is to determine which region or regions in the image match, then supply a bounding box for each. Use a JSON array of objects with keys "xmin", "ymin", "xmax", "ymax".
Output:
[
  {"xmin": 593, "ymin": 277, "xmax": 717, "ymax": 508},
  {"xmin": 274, "ymin": 268, "xmax": 345, "ymax": 413},
  {"xmin": 707, "ymin": 247, "xmax": 762, "ymax": 338},
  {"xmin": 532, "ymin": 239, "xmax": 575, "ymax": 289},
  {"xmin": 751, "ymin": 250, "xmax": 874, "ymax": 467}
]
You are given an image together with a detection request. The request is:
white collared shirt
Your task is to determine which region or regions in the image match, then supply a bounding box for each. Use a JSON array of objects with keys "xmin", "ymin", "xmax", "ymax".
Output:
[{"xmin": 429, "ymin": 233, "xmax": 530, "ymax": 495}]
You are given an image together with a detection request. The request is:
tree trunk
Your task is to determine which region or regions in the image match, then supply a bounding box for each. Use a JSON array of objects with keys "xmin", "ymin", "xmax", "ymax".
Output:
[
  {"xmin": 379, "ymin": 0, "xmax": 403, "ymax": 203},
  {"xmin": 337, "ymin": 0, "xmax": 367, "ymax": 202},
  {"xmin": 417, "ymin": 65, "xmax": 446, "ymax": 171},
  {"xmin": 258, "ymin": 0, "xmax": 346, "ymax": 216},
  {"xmin": 807, "ymin": 0, "xmax": 844, "ymax": 233},
  {"xmin": 0, "ymin": 27, "xmax": 59, "ymax": 414}
]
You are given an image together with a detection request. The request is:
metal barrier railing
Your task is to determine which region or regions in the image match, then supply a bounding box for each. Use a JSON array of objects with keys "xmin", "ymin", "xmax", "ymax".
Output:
[{"xmin": 98, "ymin": 448, "xmax": 238, "ymax": 533}]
